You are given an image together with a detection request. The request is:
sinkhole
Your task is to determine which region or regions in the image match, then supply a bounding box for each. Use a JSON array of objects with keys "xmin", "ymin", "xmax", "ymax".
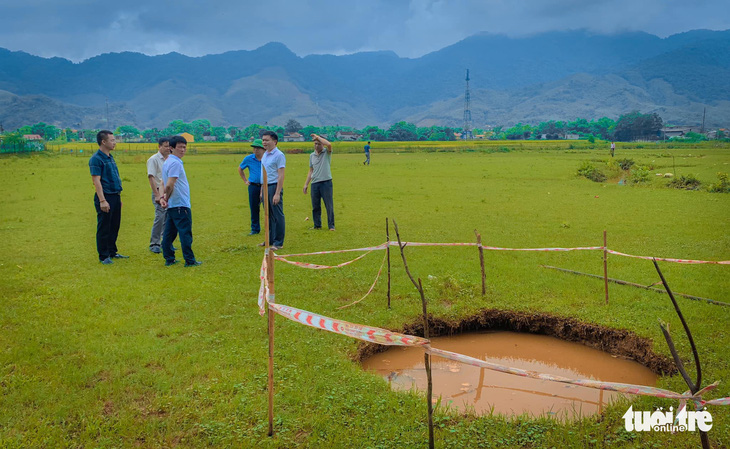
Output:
[{"xmin": 359, "ymin": 310, "xmax": 676, "ymax": 420}]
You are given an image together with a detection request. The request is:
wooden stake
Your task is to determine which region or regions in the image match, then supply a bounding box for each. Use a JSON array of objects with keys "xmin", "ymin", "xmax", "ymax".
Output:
[
  {"xmin": 603, "ymin": 230, "xmax": 609, "ymax": 305},
  {"xmin": 475, "ymin": 229, "xmax": 486, "ymax": 296},
  {"xmin": 392, "ymin": 219, "xmax": 434, "ymax": 449},
  {"xmin": 263, "ymin": 166, "xmax": 275, "ymax": 437},
  {"xmin": 386, "ymin": 218, "xmax": 391, "ymax": 308},
  {"xmin": 419, "ymin": 278, "xmax": 435, "ymax": 449}
]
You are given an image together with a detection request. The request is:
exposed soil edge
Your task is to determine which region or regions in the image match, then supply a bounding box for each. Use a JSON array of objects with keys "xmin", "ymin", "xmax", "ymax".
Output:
[{"xmin": 355, "ymin": 308, "xmax": 677, "ymax": 376}]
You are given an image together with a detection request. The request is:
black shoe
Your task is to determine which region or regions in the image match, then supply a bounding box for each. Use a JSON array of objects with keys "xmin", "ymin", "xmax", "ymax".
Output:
[
  {"xmin": 100, "ymin": 257, "xmax": 113, "ymax": 265},
  {"xmin": 248, "ymin": 231, "xmax": 260, "ymax": 236},
  {"xmin": 165, "ymin": 260, "xmax": 178, "ymax": 266},
  {"xmin": 111, "ymin": 254, "xmax": 129, "ymax": 259},
  {"xmin": 149, "ymin": 246, "xmax": 161, "ymax": 254},
  {"xmin": 185, "ymin": 260, "xmax": 203, "ymax": 267}
]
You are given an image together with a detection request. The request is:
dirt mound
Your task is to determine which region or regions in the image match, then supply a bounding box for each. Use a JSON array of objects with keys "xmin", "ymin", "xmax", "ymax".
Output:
[{"xmin": 356, "ymin": 308, "xmax": 677, "ymax": 375}]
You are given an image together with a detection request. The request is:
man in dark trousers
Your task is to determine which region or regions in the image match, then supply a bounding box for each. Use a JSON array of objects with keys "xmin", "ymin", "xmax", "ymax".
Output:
[
  {"xmin": 89, "ymin": 130, "xmax": 127, "ymax": 264},
  {"xmin": 238, "ymin": 139, "xmax": 265, "ymax": 236},
  {"xmin": 363, "ymin": 141, "xmax": 371, "ymax": 165},
  {"xmin": 303, "ymin": 133, "xmax": 335, "ymax": 231},
  {"xmin": 260, "ymin": 131, "xmax": 286, "ymax": 250},
  {"xmin": 160, "ymin": 135, "xmax": 202, "ymax": 267}
]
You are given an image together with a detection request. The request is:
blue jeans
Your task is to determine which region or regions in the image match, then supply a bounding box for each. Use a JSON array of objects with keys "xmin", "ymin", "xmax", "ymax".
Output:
[
  {"xmin": 248, "ymin": 183, "xmax": 261, "ymax": 233},
  {"xmin": 311, "ymin": 179, "xmax": 334, "ymax": 229},
  {"xmin": 162, "ymin": 207, "xmax": 196, "ymax": 264},
  {"xmin": 266, "ymin": 184, "xmax": 285, "ymax": 247}
]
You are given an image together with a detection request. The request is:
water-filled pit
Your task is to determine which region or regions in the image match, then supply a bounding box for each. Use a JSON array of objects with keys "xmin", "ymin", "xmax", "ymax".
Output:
[{"xmin": 362, "ymin": 331, "xmax": 658, "ymax": 420}]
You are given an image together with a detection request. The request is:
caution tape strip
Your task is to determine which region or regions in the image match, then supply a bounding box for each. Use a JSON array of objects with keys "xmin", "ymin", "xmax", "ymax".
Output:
[
  {"xmin": 338, "ymin": 251, "xmax": 388, "ymax": 310},
  {"xmin": 275, "ymin": 251, "xmax": 372, "ymax": 269},
  {"xmin": 273, "ymin": 241, "xmax": 728, "ymax": 265},
  {"xmin": 269, "ymin": 303, "xmax": 429, "ymax": 346}
]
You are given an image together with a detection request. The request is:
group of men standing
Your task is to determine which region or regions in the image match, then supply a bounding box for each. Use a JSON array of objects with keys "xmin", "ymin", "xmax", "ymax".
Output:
[
  {"xmin": 238, "ymin": 132, "xmax": 336, "ymax": 251},
  {"xmin": 91, "ymin": 129, "xmax": 346, "ymax": 265},
  {"xmin": 91, "ymin": 131, "xmax": 201, "ymax": 266}
]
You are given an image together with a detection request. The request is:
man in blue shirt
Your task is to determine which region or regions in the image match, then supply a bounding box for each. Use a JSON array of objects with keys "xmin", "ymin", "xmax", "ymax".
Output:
[
  {"xmin": 260, "ymin": 131, "xmax": 286, "ymax": 250},
  {"xmin": 238, "ymin": 139, "xmax": 265, "ymax": 236},
  {"xmin": 363, "ymin": 141, "xmax": 371, "ymax": 165},
  {"xmin": 89, "ymin": 130, "xmax": 127, "ymax": 264},
  {"xmin": 160, "ymin": 135, "xmax": 202, "ymax": 267}
]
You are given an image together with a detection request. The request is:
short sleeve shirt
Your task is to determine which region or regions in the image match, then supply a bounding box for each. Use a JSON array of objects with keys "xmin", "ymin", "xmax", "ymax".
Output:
[
  {"xmin": 239, "ymin": 154, "xmax": 262, "ymax": 184},
  {"xmin": 364, "ymin": 144, "xmax": 370, "ymax": 153},
  {"xmin": 146, "ymin": 152, "xmax": 165, "ymax": 189},
  {"xmin": 309, "ymin": 148, "xmax": 332, "ymax": 183},
  {"xmin": 89, "ymin": 149, "xmax": 123, "ymax": 194},
  {"xmin": 261, "ymin": 147, "xmax": 286, "ymax": 185},
  {"xmin": 162, "ymin": 154, "xmax": 191, "ymax": 208}
]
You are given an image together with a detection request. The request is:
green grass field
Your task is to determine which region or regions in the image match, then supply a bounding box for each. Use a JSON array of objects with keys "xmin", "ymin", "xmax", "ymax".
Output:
[{"xmin": 1, "ymin": 143, "xmax": 729, "ymax": 448}]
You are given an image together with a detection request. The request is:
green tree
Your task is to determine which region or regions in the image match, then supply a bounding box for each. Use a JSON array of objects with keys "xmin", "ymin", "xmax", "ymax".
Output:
[
  {"xmin": 115, "ymin": 125, "xmax": 140, "ymax": 140},
  {"xmin": 613, "ymin": 111, "xmax": 663, "ymax": 141},
  {"xmin": 211, "ymin": 126, "xmax": 227, "ymax": 141},
  {"xmin": 285, "ymin": 119, "xmax": 302, "ymax": 134},
  {"xmin": 503, "ymin": 123, "xmax": 533, "ymax": 140},
  {"xmin": 142, "ymin": 128, "xmax": 161, "ymax": 142},
  {"xmin": 387, "ymin": 121, "xmax": 417, "ymax": 141},
  {"xmin": 361, "ymin": 126, "xmax": 387, "ymax": 141},
  {"xmin": 191, "ymin": 119, "xmax": 211, "ymax": 140},
  {"xmin": 300, "ymin": 125, "xmax": 321, "ymax": 139},
  {"xmin": 241, "ymin": 124, "xmax": 266, "ymax": 140},
  {"xmin": 168, "ymin": 120, "xmax": 191, "ymax": 135}
]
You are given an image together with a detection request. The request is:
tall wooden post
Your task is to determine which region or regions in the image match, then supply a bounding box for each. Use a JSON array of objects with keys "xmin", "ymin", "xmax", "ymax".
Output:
[
  {"xmin": 475, "ymin": 229, "xmax": 486, "ymax": 296},
  {"xmin": 419, "ymin": 278, "xmax": 435, "ymax": 449},
  {"xmin": 393, "ymin": 220, "xmax": 434, "ymax": 449},
  {"xmin": 263, "ymin": 166, "xmax": 276, "ymax": 436},
  {"xmin": 603, "ymin": 230, "xmax": 609, "ymax": 305},
  {"xmin": 386, "ymin": 218, "xmax": 391, "ymax": 308}
]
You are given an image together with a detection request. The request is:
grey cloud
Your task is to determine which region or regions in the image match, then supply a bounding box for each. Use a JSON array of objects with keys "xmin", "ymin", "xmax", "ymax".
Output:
[{"xmin": 0, "ymin": 0, "xmax": 727, "ymax": 61}]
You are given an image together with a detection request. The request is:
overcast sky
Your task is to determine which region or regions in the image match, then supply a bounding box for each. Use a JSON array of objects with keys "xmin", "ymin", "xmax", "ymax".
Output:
[{"xmin": 1, "ymin": 0, "xmax": 728, "ymax": 62}]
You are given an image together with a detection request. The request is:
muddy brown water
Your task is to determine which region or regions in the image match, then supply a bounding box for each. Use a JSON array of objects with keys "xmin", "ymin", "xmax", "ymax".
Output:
[{"xmin": 362, "ymin": 331, "xmax": 657, "ymax": 420}]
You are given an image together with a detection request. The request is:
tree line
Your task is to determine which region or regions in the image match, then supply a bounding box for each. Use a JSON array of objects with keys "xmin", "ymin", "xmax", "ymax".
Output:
[{"xmin": 4, "ymin": 111, "xmax": 715, "ymax": 145}]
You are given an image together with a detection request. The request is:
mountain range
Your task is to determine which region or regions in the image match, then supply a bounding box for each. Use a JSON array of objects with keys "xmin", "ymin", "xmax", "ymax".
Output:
[{"xmin": 1, "ymin": 29, "xmax": 729, "ymax": 130}]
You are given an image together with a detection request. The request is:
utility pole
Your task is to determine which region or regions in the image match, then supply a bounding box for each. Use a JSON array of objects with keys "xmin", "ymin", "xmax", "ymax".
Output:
[
  {"xmin": 701, "ymin": 107, "xmax": 706, "ymax": 134},
  {"xmin": 105, "ymin": 98, "xmax": 110, "ymax": 130},
  {"xmin": 462, "ymin": 69, "xmax": 472, "ymax": 140}
]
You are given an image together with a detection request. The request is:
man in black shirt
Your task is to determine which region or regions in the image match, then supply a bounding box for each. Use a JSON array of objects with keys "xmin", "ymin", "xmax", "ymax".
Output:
[{"xmin": 89, "ymin": 130, "xmax": 127, "ymax": 264}]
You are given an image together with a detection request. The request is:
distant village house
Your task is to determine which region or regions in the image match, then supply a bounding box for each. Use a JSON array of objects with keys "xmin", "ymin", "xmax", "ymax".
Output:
[
  {"xmin": 335, "ymin": 131, "xmax": 362, "ymax": 141},
  {"xmin": 282, "ymin": 132, "xmax": 305, "ymax": 142}
]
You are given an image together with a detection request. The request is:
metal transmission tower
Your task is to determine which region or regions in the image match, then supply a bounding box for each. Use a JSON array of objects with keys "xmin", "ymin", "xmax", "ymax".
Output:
[{"xmin": 462, "ymin": 69, "xmax": 473, "ymax": 140}]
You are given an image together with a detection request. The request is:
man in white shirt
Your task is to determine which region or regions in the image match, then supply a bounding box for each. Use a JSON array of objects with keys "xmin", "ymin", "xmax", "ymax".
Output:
[
  {"xmin": 146, "ymin": 137, "xmax": 171, "ymax": 253},
  {"xmin": 260, "ymin": 131, "xmax": 286, "ymax": 250}
]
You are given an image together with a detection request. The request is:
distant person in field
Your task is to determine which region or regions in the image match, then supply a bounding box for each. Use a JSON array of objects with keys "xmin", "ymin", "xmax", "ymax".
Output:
[
  {"xmin": 147, "ymin": 136, "xmax": 171, "ymax": 253},
  {"xmin": 89, "ymin": 130, "xmax": 127, "ymax": 265},
  {"xmin": 363, "ymin": 141, "xmax": 371, "ymax": 165},
  {"xmin": 303, "ymin": 133, "xmax": 335, "ymax": 231},
  {"xmin": 238, "ymin": 138, "xmax": 265, "ymax": 236},
  {"xmin": 610, "ymin": 141, "xmax": 616, "ymax": 157},
  {"xmin": 160, "ymin": 135, "xmax": 202, "ymax": 267},
  {"xmin": 260, "ymin": 131, "xmax": 286, "ymax": 250}
]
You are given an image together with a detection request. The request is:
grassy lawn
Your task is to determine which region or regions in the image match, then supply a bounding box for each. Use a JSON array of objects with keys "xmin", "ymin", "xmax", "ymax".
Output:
[{"xmin": 1, "ymin": 143, "xmax": 728, "ymax": 448}]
